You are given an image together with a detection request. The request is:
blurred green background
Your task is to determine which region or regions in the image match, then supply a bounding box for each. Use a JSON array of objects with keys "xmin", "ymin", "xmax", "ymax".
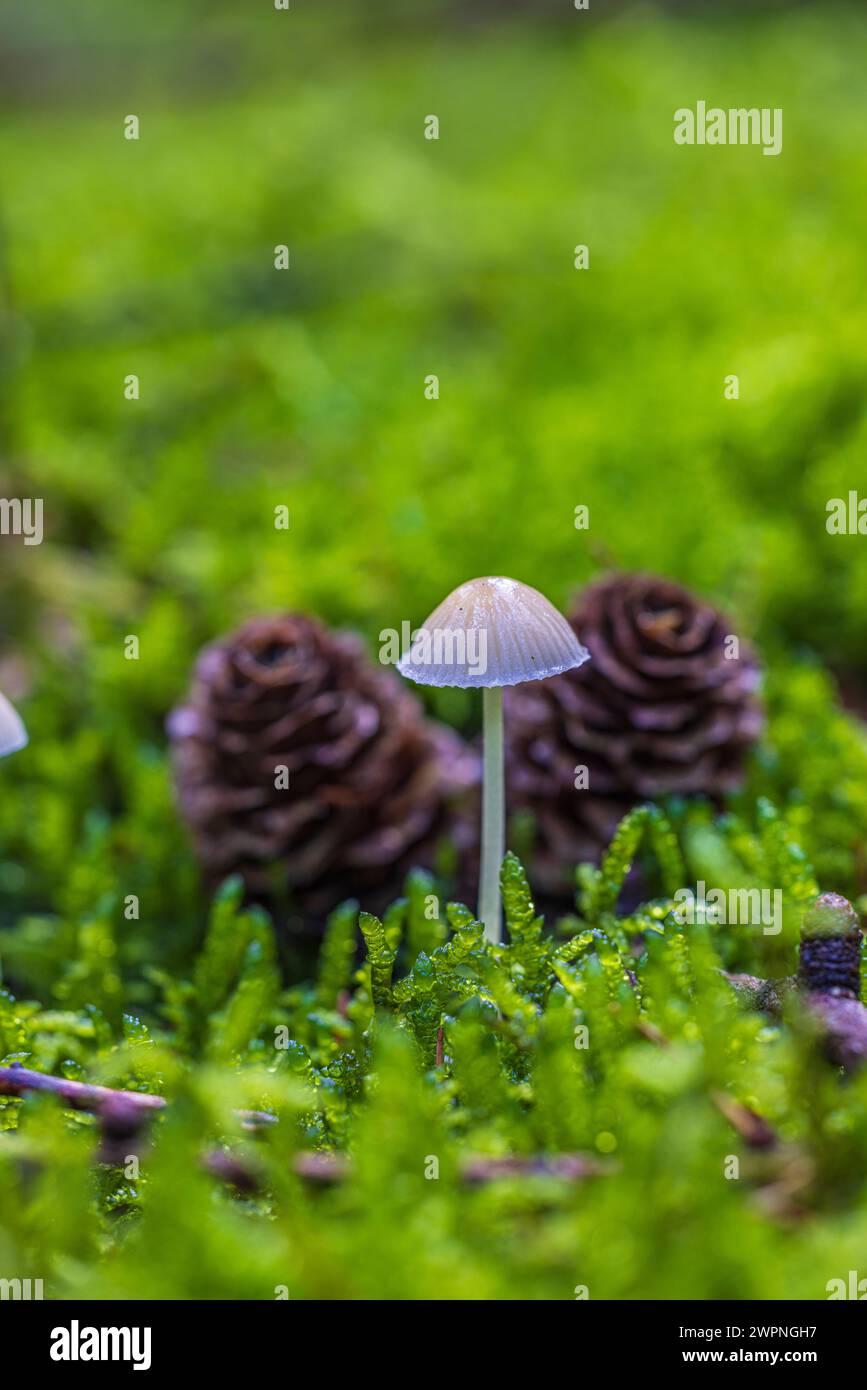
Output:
[{"xmin": 3, "ymin": 0, "xmax": 867, "ymax": 695}]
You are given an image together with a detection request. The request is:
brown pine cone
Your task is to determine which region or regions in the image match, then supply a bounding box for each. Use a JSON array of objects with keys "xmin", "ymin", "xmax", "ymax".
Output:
[
  {"xmin": 505, "ymin": 573, "xmax": 763, "ymax": 903},
  {"xmin": 168, "ymin": 615, "xmax": 479, "ymax": 929}
]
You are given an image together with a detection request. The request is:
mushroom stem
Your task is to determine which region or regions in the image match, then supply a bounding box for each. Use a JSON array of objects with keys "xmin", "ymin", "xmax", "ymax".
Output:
[{"xmin": 479, "ymin": 685, "xmax": 504, "ymax": 943}]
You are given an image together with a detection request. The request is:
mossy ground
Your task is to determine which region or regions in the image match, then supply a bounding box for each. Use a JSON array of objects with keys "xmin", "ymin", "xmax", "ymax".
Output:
[{"xmin": 2, "ymin": 1, "xmax": 867, "ymax": 1299}]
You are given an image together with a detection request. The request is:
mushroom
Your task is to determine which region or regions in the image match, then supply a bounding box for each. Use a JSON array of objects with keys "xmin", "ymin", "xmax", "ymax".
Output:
[
  {"xmin": 397, "ymin": 577, "xmax": 589, "ymax": 942},
  {"xmin": 0, "ymin": 691, "xmax": 27, "ymax": 759}
]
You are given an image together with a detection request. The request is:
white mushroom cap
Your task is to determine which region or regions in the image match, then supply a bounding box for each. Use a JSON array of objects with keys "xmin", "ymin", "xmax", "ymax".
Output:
[
  {"xmin": 397, "ymin": 576, "xmax": 590, "ymax": 689},
  {"xmin": 0, "ymin": 691, "xmax": 27, "ymax": 758}
]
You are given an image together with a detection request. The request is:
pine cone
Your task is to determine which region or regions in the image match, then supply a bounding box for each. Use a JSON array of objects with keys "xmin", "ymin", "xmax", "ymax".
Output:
[
  {"xmin": 505, "ymin": 573, "xmax": 763, "ymax": 903},
  {"xmin": 168, "ymin": 615, "xmax": 479, "ymax": 929}
]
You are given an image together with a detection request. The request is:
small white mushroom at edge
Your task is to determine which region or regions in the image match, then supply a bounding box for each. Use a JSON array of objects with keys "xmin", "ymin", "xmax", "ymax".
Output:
[{"xmin": 0, "ymin": 691, "xmax": 28, "ymax": 759}]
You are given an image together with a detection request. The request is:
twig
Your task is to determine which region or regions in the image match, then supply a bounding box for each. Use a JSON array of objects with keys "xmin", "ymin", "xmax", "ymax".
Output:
[
  {"xmin": 0, "ymin": 1062, "xmax": 608, "ymax": 1189},
  {"xmin": 460, "ymin": 1153, "xmax": 611, "ymax": 1182},
  {"xmin": 0, "ymin": 1063, "xmax": 165, "ymax": 1117},
  {"xmin": 710, "ymin": 1091, "xmax": 777, "ymax": 1150}
]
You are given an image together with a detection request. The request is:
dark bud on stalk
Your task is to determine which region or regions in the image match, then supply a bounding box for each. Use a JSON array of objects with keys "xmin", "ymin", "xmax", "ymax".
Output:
[
  {"xmin": 799, "ymin": 893, "xmax": 867, "ymax": 1072},
  {"xmin": 798, "ymin": 892, "xmax": 862, "ymax": 998},
  {"xmin": 727, "ymin": 893, "xmax": 867, "ymax": 1073}
]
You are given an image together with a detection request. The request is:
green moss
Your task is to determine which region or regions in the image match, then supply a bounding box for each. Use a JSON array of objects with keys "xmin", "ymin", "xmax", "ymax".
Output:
[{"xmin": 2, "ymin": 799, "xmax": 866, "ymax": 1300}]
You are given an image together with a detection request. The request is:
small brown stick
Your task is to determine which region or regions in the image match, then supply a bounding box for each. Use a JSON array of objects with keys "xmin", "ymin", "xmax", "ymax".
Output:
[
  {"xmin": 236, "ymin": 1109, "xmax": 279, "ymax": 1130},
  {"xmin": 635, "ymin": 1022, "xmax": 781, "ymax": 1149},
  {"xmin": 0, "ymin": 1065, "xmax": 281, "ymax": 1129},
  {"xmin": 460, "ymin": 1153, "xmax": 610, "ymax": 1182},
  {"xmin": 0, "ymin": 1063, "xmax": 166, "ymax": 1115},
  {"xmin": 207, "ymin": 1149, "xmax": 612, "ymax": 1195},
  {"xmin": 710, "ymin": 1091, "xmax": 777, "ymax": 1150},
  {"xmin": 0, "ymin": 1062, "xmax": 607, "ymax": 1189},
  {"xmin": 635, "ymin": 1019, "xmax": 669, "ymax": 1048}
]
